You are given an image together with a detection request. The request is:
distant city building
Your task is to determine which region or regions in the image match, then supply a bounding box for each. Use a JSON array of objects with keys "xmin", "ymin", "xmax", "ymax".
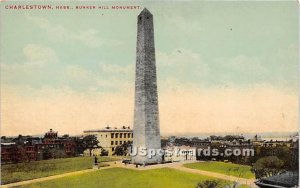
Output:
[
  {"xmin": 262, "ymin": 140, "xmax": 293, "ymax": 148},
  {"xmin": 1, "ymin": 129, "xmax": 75, "ymax": 163},
  {"xmin": 163, "ymin": 145, "xmax": 196, "ymax": 162},
  {"xmin": 83, "ymin": 126, "xmax": 133, "ymax": 156},
  {"xmin": 1, "ymin": 143, "xmax": 36, "ymax": 163},
  {"xmin": 43, "ymin": 128, "xmax": 58, "ymax": 144},
  {"xmin": 36, "ymin": 129, "xmax": 76, "ymax": 158}
]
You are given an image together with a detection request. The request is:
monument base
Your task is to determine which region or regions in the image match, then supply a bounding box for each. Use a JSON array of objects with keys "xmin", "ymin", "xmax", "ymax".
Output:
[
  {"xmin": 92, "ymin": 164, "xmax": 99, "ymax": 169},
  {"xmin": 131, "ymin": 155, "xmax": 162, "ymax": 165}
]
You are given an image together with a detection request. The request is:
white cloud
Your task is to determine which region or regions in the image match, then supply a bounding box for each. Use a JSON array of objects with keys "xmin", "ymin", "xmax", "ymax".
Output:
[
  {"xmin": 23, "ymin": 44, "xmax": 58, "ymax": 66},
  {"xmin": 27, "ymin": 16, "xmax": 103, "ymax": 48},
  {"xmin": 157, "ymin": 49, "xmax": 209, "ymax": 81},
  {"xmin": 158, "ymin": 49, "xmax": 206, "ymax": 67},
  {"xmin": 168, "ymin": 15, "xmax": 202, "ymax": 33},
  {"xmin": 64, "ymin": 63, "xmax": 134, "ymax": 92},
  {"xmin": 217, "ymin": 55, "xmax": 266, "ymax": 74},
  {"xmin": 97, "ymin": 63, "xmax": 134, "ymax": 91},
  {"xmin": 1, "ymin": 44, "xmax": 58, "ymax": 70},
  {"xmin": 65, "ymin": 65, "xmax": 92, "ymax": 80},
  {"xmin": 75, "ymin": 29, "xmax": 103, "ymax": 48},
  {"xmin": 208, "ymin": 55, "xmax": 270, "ymax": 86},
  {"xmin": 100, "ymin": 63, "xmax": 134, "ymax": 75}
]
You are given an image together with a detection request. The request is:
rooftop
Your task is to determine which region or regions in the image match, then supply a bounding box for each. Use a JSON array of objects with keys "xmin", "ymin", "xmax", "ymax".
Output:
[
  {"xmin": 83, "ymin": 126, "xmax": 132, "ymax": 133},
  {"xmin": 256, "ymin": 171, "xmax": 299, "ymax": 187}
]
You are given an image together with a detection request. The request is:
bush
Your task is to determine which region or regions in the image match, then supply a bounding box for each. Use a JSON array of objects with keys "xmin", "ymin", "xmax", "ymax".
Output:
[
  {"xmin": 100, "ymin": 149, "xmax": 109, "ymax": 156},
  {"xmin": 196, "ymin": 180, "xmax": 220, "ymax": 188}
]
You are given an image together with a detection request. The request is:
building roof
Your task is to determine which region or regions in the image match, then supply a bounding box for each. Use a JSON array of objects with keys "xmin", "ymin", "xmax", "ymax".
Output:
[
  {"xmin": 83, "ymin": 126, "xmax": 132, "ymax": 133},
  {"xmin": 1, "ymin": 142, "xmax": 16, "ymax": 146},
  {"xmin": 255, "ymin": 171, "xmax": 299, "ymax": 188}
]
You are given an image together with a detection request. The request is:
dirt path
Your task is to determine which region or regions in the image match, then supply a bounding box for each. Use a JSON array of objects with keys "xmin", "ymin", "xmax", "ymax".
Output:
[{"xmin": 2, "ymin": 160, "xmax": 258, "ymax": 188}]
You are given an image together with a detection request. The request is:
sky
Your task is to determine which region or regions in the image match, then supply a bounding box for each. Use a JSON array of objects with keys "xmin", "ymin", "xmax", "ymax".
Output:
[{"xmin": 0, "ymin": 1, "xmax": 298, "ymax": 136}]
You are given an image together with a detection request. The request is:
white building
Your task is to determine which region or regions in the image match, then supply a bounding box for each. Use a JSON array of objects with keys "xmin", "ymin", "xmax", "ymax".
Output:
[
  {"xmin": 163, "ymin": 145, "xmax": 196, "ymax": 162},
  {"xmin": 83, "ymin": 126, "xmax": 133, "ymax": 156}
]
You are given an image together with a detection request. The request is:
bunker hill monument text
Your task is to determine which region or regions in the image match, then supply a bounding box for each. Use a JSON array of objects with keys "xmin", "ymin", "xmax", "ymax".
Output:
[{"xmin": 132, "ymin": 8, "xmax": 162, "ymax": 164}]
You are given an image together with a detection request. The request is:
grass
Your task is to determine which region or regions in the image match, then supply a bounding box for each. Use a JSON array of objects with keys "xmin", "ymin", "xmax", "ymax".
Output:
[
  {"xmin": 1, "ymin": 156, "xmax": 118, "ymax": 184},
  {"xmin": 17, "ymin": 167, "xmax": 236, "ymax": 188},
  {"xmin": 183, "ymin": 161, "xmax": 255, "ymax": 179}
]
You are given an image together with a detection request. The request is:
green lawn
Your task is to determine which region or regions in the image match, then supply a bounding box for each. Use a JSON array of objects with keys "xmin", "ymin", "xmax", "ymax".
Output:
[
  {"xmin": 184, "ymin": 161, "xmax": 254, "ymax": 179},
  {"xmin": 1, "ymin": 156, "xmax": 118, "ymax": 184},
  {"xmin": 17, "ymin": 167, "xmax": 242, "ymax": 188}
]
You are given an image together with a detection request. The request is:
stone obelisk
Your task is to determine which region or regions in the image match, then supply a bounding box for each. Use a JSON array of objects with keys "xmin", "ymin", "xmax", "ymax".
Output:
[{"xmin": 132, "ymin": 8, "xmax": 162, "ymax": 164}]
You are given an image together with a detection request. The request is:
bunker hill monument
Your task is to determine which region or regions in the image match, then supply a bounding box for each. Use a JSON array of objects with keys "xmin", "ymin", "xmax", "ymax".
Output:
[{"xmin": 132, "ymin": 8, "xmax": 162, "ymax": 164}]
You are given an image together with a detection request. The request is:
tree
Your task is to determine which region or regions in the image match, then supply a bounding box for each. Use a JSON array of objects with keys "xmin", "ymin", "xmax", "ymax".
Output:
[
  {"xmin": 196, "ymin": 180, "xmax": 220, "ymax": 188},
  {"xmin": 252, "ymin": 146, "xmax": 294, "ymax": 171},
  {"xmin": 81, "ymin": 135, "xmax": 100, "ymax": 156},
  {"xmin": 100, "ymin": 149, "xmax": 109, "ymax": 156},
  {"xmin": 113, "ymin": 142, "xmax": 131, "ymax": 156},
  {"xmin": 274, "ymin": 146, "xmax": 293, "ymax": 170},
  {"xmin": 74, "ymin": 137, "xmax": 84, "ymax": 155},
  {"xmin": 251, "ymin": 156, "xmax": 284, "ymax": 179},
  {"xmin": 13, "ymin": 135, "xmax": 26, "ymax": 145},
  {"xmin": 62, "ymin": 134, "xmax": 69, "ymax": 138}
]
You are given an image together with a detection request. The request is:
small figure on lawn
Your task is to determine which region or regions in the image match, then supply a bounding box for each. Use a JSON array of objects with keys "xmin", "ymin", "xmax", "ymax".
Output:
[{"xmin": 94, "ymin": 156, "xmax": 98, "ymax": 165}]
